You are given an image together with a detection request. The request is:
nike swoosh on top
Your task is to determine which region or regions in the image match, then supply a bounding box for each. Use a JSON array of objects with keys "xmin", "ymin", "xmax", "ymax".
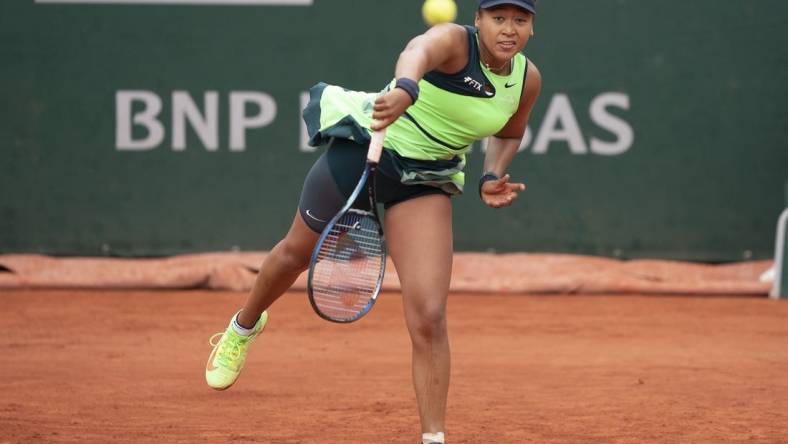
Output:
[
  {"xmin": 305, "ymin": 209, "xmax": 327, "ymax": 223},
  {"xmin": 505, "ymin": 82, "xmax": 517, "ymax": 88}
]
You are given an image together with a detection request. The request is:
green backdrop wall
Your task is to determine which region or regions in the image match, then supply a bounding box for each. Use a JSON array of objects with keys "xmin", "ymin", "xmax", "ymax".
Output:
[{"xmin": 2, "ymin": 0, "xmax": 786, "ymax": 260}]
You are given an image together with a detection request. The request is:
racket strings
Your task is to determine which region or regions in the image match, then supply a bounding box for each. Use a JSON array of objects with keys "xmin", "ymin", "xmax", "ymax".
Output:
[{"xmin": 311, "ymin": 211, "xmax": 384, "ymax": 320}]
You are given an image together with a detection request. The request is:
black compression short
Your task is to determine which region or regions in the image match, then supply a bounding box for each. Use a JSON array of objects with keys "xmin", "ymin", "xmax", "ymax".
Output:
[{"xmin": 298, "ymin": 138, "xmax": 449, "ymax": 233}]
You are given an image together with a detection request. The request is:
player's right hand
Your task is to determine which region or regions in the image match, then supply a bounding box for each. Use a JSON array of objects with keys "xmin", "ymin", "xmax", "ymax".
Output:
[{"xmin": 371, "ymin": 88, "xmax": 413, "ymax": 131}]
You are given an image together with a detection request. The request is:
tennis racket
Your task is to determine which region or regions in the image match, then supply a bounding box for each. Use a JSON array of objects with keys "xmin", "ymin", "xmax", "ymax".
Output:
[{"xmin": 307, "ymin": 129, "xmax": 387, "ymax": 323}]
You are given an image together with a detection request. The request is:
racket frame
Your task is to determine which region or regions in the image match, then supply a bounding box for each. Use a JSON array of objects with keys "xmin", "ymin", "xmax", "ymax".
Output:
[{"xmin": 307, "ymin": 130, "xmax": 387, "ymax": 323}]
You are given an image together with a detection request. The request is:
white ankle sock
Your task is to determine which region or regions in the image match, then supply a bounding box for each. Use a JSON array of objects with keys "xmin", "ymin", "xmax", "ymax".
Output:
[
  {"xmin": 422, "ymin": 432, "xmax": 444, "ymax": 444},
  {"xmin": 231, "ymin": 313, "xmax": 256, "ymax": 336}
]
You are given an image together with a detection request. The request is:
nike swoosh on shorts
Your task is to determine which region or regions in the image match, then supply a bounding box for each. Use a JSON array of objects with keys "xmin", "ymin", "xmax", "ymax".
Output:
[{"xmin": 305, "ymin": 209, "xmax": 326, "ymax": 223}]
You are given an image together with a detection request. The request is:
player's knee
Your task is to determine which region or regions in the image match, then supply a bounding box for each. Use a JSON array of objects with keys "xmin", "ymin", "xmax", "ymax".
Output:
[
  {"xmin": 272, "ymin": 238, "xmax": 311, "ymax": 272},
  {"xmin": 409, "ymin": 307, "xmax": 447, "ymax": 344}
]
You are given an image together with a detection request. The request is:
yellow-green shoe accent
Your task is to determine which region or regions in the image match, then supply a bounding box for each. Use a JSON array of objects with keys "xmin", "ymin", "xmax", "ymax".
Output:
[{"xmin": 205, "ymin": 311, "xmax": 268, "ymax": 390}]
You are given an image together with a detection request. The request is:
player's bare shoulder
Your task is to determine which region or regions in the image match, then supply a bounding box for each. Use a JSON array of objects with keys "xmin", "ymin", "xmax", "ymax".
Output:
[
  {"xmin": 422, "ymin": 23, "xmax": 469, "ymax": 74},
  {"xmin": 426, "ymin": 22, "xmax": 467, "ymax": 36}
]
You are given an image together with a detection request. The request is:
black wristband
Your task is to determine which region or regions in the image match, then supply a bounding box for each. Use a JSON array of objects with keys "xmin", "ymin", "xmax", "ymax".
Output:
[
  {"xmin": 478, "ymin": 172, "xmax": 500, "ymax": 197},
  {"xmin": 395, "ymin": 78, "xmax": 419, "ymax": 104}
]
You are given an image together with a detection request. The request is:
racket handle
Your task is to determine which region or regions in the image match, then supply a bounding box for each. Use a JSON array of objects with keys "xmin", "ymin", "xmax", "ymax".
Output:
[{"xmin": 367, "ymin": 128, "xmax": 386, "ymax": 164}]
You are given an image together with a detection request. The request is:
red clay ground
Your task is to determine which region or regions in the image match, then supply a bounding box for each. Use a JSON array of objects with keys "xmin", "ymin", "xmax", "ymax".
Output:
[{"xmin": 2, "ymin": 290, "xmax": 788, "ymax": 443}]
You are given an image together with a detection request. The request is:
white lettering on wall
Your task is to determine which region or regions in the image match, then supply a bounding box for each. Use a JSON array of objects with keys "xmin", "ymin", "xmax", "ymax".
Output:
[
  {"xmin": 115, "ymin": 90, "xmax": 632, "ymax": 156},
  {"xmin": 172, "ymin": 91, "xmax": 219, "ymax": 151},
  {"xmin": 229, "ymin": 91, "xmax": 276, "ymax": 152},
  {"xmin": 532, "ymin": 94, "xmax": 588, "ymax": 154},
  {"xmin": 116, "ymin": 90, "xmax": 164, "ymax": 151},
  {"xmin": 116, "ymin": 90, "xmax": 278, "ymax": 151},
  {"xmin": 480, "ymin": 92, "xmax": 634, "ymax": 156},
  {"xmin": 589, "ymin": 92, "xmax": 633, "ymax": 156}
]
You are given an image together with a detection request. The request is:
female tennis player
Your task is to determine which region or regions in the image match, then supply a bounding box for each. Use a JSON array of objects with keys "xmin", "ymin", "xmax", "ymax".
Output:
[{"xmin": 206, "ymin": 1, "xmax": 541, "ymax": 442}]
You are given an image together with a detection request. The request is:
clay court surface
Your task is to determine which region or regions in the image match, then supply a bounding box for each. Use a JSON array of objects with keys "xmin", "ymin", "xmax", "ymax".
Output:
[{"xmin": 2, "ymin": 290, "xmax": 788, "ymax": 443}]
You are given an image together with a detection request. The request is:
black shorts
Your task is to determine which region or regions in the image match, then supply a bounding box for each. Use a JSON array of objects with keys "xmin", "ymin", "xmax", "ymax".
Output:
[{"xmin": 298, "ymin": 138, "xmax": 449, "ymax": 233}]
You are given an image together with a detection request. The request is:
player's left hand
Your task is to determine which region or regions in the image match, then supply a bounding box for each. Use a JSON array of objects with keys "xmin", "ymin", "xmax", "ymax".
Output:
[
  {"xmin": 371, "ymin": 88, "xmax": 413, "ymax": 131},
  {"xmin": 481, "ymin": 174, "xmax": 526, "ymax": 209}
]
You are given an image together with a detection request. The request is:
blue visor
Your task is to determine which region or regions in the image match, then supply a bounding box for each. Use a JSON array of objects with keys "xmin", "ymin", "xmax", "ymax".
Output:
[{"xmin": 478, "ymin": 0, "xmax": 536, "ymax": 15}]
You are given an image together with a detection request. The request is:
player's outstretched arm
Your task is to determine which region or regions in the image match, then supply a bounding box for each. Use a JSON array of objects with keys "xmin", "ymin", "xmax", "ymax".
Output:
[
  {"xmin": 393, "ymin": 23, "xmax": 468, "ymax": 82},
  {"xmin": 372, "ymin": 24, "xmax": 467, "ymax": 131}
]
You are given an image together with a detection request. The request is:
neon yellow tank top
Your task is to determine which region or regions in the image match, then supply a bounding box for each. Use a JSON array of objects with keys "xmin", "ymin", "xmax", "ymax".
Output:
[
  {"xmin": 385, "ymin": 25, "xmax": 527, "ymax": 161},
  {"xmin": 303, "ymin": 26, "xmax": 528, "ymax": 194}
]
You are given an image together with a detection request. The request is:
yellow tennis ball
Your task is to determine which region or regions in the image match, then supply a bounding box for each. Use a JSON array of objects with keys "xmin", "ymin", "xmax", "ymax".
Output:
[{"xmin": 422, "ymin": 0, "xmax": 457, "ymax": 26}]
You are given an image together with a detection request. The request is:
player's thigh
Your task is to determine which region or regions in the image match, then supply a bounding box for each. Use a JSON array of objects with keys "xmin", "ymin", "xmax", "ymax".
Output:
[
  {"xmin": 276, "ymin": 210, "xmax": 321, "ymax": 267},
  {"xmin": 384, "ymin": 193, "xmax": 453, "ymax": 319},
  {"xmin": 297, "ymin": 145, "xmax": 359, "ymax": 233},
  {"xmin": 279, "ymin": 152, "xmax": 349, "ymax": 265}
]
